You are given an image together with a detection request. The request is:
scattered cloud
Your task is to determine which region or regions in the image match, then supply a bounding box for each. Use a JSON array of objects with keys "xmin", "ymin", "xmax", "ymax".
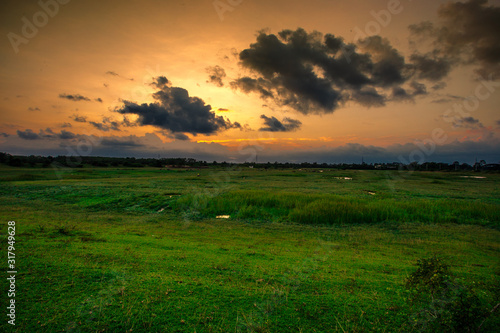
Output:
[
  {"xmin": 206, "ymin": 65, "xmax": 227, "ymax": 87},
  {"xmin": 71, "ymin": 114, "xmax": 87, "ymax": 123},
  {"xmin": 259, "ymin": 115, "xmax": 302, "ymax": 132},
  {"xmin": 106, "ymin": 71, "xmax": 134, "ymax": 81},
  {"xmin": 60, "ymin": 122, "xmax": 72, "ymax": 128},
  {"xmin": 58, "ymin": 130, "xmax": 77, "ymax": 140},
  {"xmin": 0, "ymin": 133, "xmax": 10, "ymax": 137},
  {"xmin": 116, "ymin": 76, "xmax": 241, "ymax": 135},
  {"xmin": 28, "ymin": 107, "xmax": 40, "ymax": 111},
  {"xmin": 431, "ymin": 94, "xmax": 464, "ymax": 104},
  {"xmin": 452, "ymin": 116, "xmax": 484, "ymax": 129},
  {"xmin": 95, "ymin": 98, "xmax": 103, "ymax": 103},
  {"xmin": 59, "ymin": 93, "xmax": 92, "ymax": 102},
  {"xmin": 89, "ymin": 117, "xmax": 121, "ymax": 132},
  {"xmin": 17, "ymin": 129, "xmax": 39, "ymax": 140},
  {"xmin": 17, "ymin": 128, "xmax": 79, "ymax": 141}
]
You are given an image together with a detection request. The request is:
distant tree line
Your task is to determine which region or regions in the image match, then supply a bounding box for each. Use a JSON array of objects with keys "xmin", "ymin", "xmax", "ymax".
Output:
[{"xmin": 0, "ymin": 152, "xmax": 498, "ymax": 171}]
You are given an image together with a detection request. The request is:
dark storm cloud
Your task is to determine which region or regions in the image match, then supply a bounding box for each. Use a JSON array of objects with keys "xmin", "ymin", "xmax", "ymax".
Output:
[
  {"xmin": 116, "ymin": 76, "xmax": 239, "ymax": 135},
  {"xmin": 17, "ymin": 129, "xmax": 39, "ymax": 140},
  {"xmin": 359, "ymin": 36, "xmax": 409, "ymax": 87},
  {"xmin": 206, "ymin": 65, "xmax": 227, "ymax": 87},
  {"xmin": 59, "ymin": 93, "xmax": 92, "ymax": 102},
  {"xmin": 259, "ymin": 115, "xmax": 302, "ymax": 132},
  {"xmin": 410, "ymin": 0, "xmax": 500, "ymax": 79},
  {"xmin": 235, "ymin": 29, "xmax": 343, "ymax": 113},
  {"xmin": 230, "ymin": 28, "xmax": 437, "ymax": 114}
]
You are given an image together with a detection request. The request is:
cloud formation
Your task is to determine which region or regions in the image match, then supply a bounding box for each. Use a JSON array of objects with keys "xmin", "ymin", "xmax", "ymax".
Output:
[
  {"xmin": 17, "ymin": 128, "xmax": 77, "ymax": 140},
  {"xmin": 71, "ymin": 114, "xmax": 87, "ymax": 122},
  {"xmin": 206, "ymin": 66, "xmax": 226, "ymax": 87},
  {"xmin": 59, "ymin": 93, "xmax": 92, "ymax": 102},
  {"xmin": 89, "ymin": 117, "xmax": 121, "ymax": 132},
  {"xmin": 17, "ymin": 129, "xmax": 39, "ymax": 140},
  {"xmin": 116, "ymin": 76, "xmax": 241, "ymax": 135},
  {"xmin": 106, "ymin": 71, "xmax": 134, "ymax": 81},
  {"xmin": 452, "ymin": 116, "xmax": 484, "ymax": 129},
  {"xmin": 409, "ymin": 0, "xmax": 500, "ymax": 79},
  {"xmin": 230, "ymin": 28, "xmax": 434, "ymax": 114},
  {"xmin": 259, "ymin": 115, "xmax": 302, "ymax": 132}
]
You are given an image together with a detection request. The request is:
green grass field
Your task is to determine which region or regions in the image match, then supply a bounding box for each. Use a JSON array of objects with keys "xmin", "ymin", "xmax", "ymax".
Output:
[{"xmin": 0, "ymin": 166, "xmax": 499, "ymax": 332}]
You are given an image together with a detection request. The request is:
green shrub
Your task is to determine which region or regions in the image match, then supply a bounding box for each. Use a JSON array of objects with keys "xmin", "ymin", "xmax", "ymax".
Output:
[
  {"xmin": 405, "ymin": 256, "xmax": 494, "ymax": 332},
  {"xmin": 406, "ymin": 256, "xmax": 452, "ymax": 295}
]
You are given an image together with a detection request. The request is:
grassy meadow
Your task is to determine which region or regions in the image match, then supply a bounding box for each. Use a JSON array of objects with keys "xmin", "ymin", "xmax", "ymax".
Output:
[{"xmin": 0, "ymin": 166, "xmax": 499, "ymax": 332}]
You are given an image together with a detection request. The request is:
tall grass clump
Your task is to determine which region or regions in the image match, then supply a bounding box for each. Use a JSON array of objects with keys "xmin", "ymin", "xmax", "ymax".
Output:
[{"xmin": 172, "ymin": 190, "xmax": 499, "ymax": 227}]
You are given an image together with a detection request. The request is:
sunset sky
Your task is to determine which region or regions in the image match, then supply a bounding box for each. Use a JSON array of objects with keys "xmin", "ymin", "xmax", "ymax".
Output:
[{"xmin": 1, "ymin": 0, "xmax": 499, "ymax": 163}]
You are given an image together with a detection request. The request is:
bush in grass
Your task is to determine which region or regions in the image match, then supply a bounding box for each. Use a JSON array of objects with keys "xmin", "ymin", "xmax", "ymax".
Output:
[
  {"xmin": 406, "ymin": 256, "xmax": 452, "ymax": 295},
  {"xmin": 405, "ymin": 256, "xmax": 494, "ymax": 332}
]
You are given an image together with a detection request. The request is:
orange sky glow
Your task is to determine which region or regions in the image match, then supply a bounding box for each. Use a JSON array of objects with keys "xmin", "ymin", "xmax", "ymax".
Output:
[{"xmin": 1, "ymin": 0, "xmax": 499, "ymax": 163}]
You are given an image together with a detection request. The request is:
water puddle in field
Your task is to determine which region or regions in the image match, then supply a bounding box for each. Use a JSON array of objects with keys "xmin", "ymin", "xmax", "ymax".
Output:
[{"xmin": 459, "ymin": 176, "xmax": 486, "ymax": 179}]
